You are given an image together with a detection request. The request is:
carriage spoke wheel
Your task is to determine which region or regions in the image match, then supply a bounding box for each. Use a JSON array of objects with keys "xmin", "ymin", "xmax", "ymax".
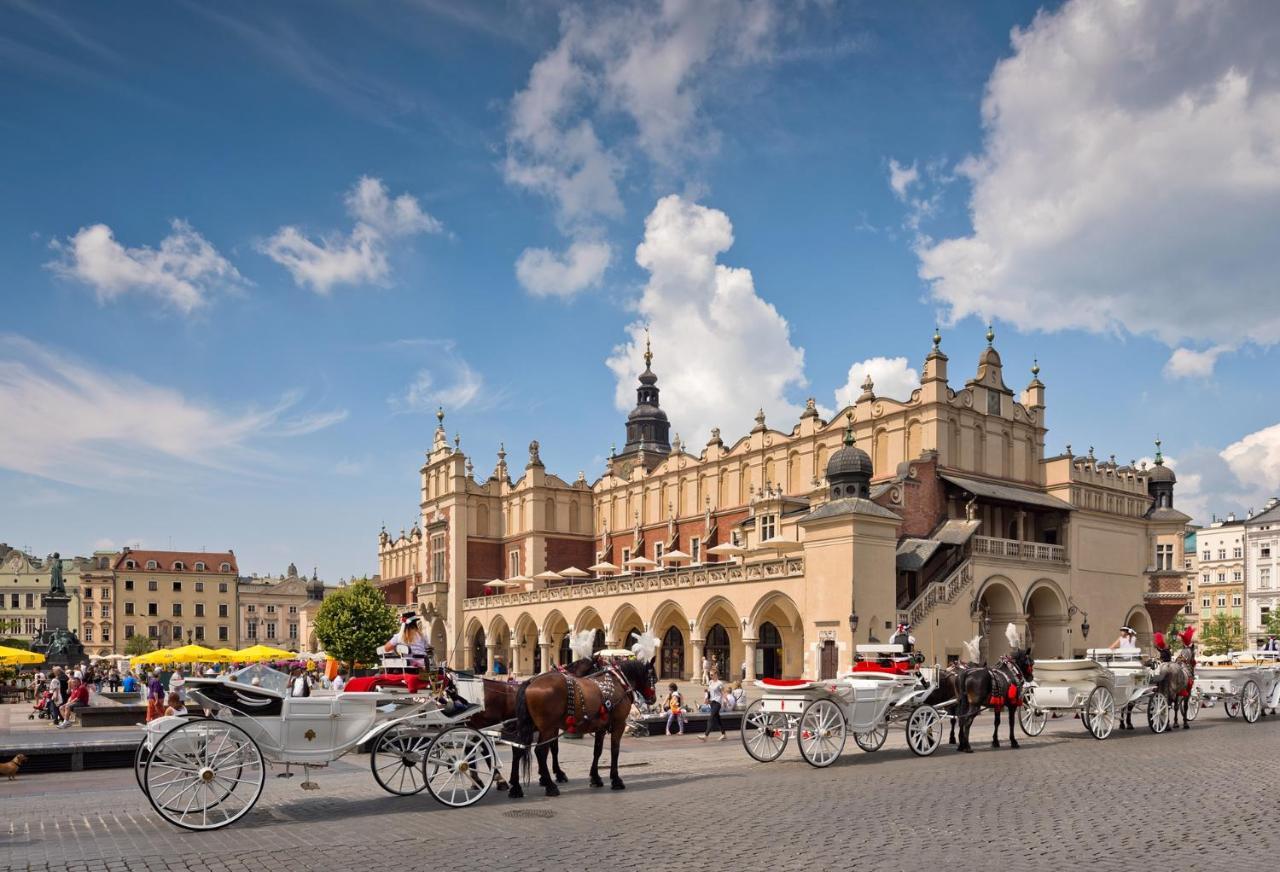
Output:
[
  {"xmin": 1242, "ymin": 681, "xmax": 1262, "ymax": 723},
  {"xmin": 1018, "ymin": 705, "xmax": 1048, "ymax": 737},
  {"xmin": 1185, "ymin": 689, "xmax": 1201, "ymax": 721},
  {"xmin": 740, "ymin": 699, "xmax": 788, "ymax": 762},
  {"xmin": 1146, "ymin": 694, "xmax": 1170, "ymax": 734},
  {"xmin": 144, "ymin": 718, "xmax": 264, "ymax": 831},
  {"xmin": 1224, "ymin": 697, "xmax": 1241, "ymax": 719},
  {"xmin": 797, "ymin": 699, "xmax": 846, "ymax": 767},
  {"xmin": 423, "ymin": 727, "xmax": 497, "ymax": 808},
  {"xmin": 134, "ymin": 741, "xmax": 151, "ymax": 795},
  {"xmin": 906, "ymin": 705, "xmax": 942, "ymax": 757},
  {"xmin": 1085, "ymin": 687, "xmax": 1115, "ymax": 740},
  {"xmin": 371, "ymin": 726, "xmax": 432, "ymax": 795},
  {"xmin": 853, "ymin": 722, "xmax": 888, "ymax": 753}
]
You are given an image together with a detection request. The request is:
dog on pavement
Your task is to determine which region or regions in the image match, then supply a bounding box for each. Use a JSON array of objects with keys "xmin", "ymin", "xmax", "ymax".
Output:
[{"xmin": 0, "ymin": 754, "xmax": 27, "ymax": 780}]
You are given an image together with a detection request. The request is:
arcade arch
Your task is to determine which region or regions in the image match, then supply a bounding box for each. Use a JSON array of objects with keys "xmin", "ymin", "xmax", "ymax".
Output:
[
  {"xmin": 1024, "ymin": 581, "xmax": 1068, "ymax": 659},
  {"xmin": 976, "ymin": 576, "xmax": 1020, "ymax": 661}
]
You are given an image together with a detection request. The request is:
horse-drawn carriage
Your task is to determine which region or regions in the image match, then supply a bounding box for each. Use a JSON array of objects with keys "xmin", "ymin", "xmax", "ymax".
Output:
[
  {"xmin": 1196, "ymin": 650, "xmax": 1280, "ymax": 723},
  {"xmin": 1018, "ymin": 648, "xmax": 1168, "ymax": 739},
  {"xmin": 135, "ymin": 662, "xmax": 498, "ymax": 831},
  {"xmin": 740, "ymin": 644, "xmax": 952, "ymax": 767}
]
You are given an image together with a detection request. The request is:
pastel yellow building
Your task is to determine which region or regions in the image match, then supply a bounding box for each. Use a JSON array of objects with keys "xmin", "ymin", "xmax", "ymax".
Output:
[
  {"xmin": 378, "ymin": 329, "xmax": 1192, "ymax": 680},
  {"xmin": 114, "ymin": 548, "xmax": 238, "ymax": 649}
]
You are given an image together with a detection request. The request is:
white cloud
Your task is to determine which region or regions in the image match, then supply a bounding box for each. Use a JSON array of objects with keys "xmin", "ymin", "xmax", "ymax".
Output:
[
  {"xmin": 834, "ymin": 357, "xmax": 920, "ymax": 409},
  {"xmin": 0, "ymin": 335, "xmax": 346, "ymax": 486},
  {"xmin": 388, "ymin": 341, "xmax": 488, "ymax": 414},
  {"xmin": 887, "ymin": 159, "xmax": 918, "ymax": 200},
  {"xmin": 260, "ymin": 176, "xmax": 443, "ymax": 294},
  {"xmin": 606, "ymin": 195, "xmax": 806, "ymax": 445},
  {"xmin": 1163, "ymin": 345, "xmax": 1233, "ymax": 380},
  {"xmin": 47, "ymin": 219, "xmax": 242, "ymax": 314},
  {"xmin": 916, "ymin": 0, "xmax": 1280, "ymax": 362},
  {"xmin": 504, "ymin": 0, "xmax": 783, "ymax": 298},
  {"xmin": 1222, "ymin": 423, "xmax": 1280, "ymax": 495},
  {"xmin": 515, "ymin": 240, "xmax": 612, "ymax": 298}
]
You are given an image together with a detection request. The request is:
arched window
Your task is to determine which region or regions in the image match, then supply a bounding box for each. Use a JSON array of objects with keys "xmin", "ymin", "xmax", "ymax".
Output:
[
  {"xmin": 476, "ymin": 504, "xmax": 489, "ymax": 537},
  {"xmin": 705, "ymin": 624, "xmax": 730, "ymax": 679},
  {"xmin": 472, "ymin": 628, "xmax": 487, "ymax": 673},
  {"xmin": 568, "ymin": 501, "xmax": 579, "ymax": 534},
  {"xmin": 146, "ymin": 560, "xmax": 158, "ymax": 570},
  {"xmin": 545, "ymin": 498, "xmax": 556, "ymax": 532},
  {"xmin": 194, "ymin": 562, "xmax": 205, "ymax": 571},
  {"xmin": 758, "ymin": 621, "xmax": 783, "ymax": 679},
  {"xmin": 220, "ymin": 562, "xmax": 232, "ymax": 572},
  {"xmin": 173, "ymin": 561, "xmax": 185, "ymax": 571},
  {"xmin": 661, "ymin": 626, "xmax": 685, "ymax": 679},
  {"xmin": 558, "ymin": 632, "xmax": 572, "ymax": 667},
  {"xmin": 125, "ymin": 560, "xmax": 136, "ymax": 570}
]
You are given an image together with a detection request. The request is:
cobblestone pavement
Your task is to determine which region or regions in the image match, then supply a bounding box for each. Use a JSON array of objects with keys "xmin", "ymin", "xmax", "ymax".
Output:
[{"xmin": 2, "ymin": 713, "xmax": 1278, "ymax": 872}]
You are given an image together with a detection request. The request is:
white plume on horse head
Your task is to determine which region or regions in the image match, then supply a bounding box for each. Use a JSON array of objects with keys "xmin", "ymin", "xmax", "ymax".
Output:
[
  {"xmin": 1005, "ymin": 622, "xmax": 1021, "ymax": 651},
  {"xmin": 962, "ymin": 635, "xmax": 982, "ymax": 663},
  {"xmin": 569, "ymin": 629, "xmax": 596, "ymax": 660},
  {"xmin": 631, "ymin": 630, "xmax": 658, "ymax": 663}
]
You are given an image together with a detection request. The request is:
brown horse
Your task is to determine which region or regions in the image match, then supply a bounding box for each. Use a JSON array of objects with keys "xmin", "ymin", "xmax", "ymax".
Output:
[
  {"xmin": 507, "ymin": 658, "xmax": 656, "ymax": 797},
  {"xmin": 462, "ymin": 658, "xmax": 599, "ymax": 790}
]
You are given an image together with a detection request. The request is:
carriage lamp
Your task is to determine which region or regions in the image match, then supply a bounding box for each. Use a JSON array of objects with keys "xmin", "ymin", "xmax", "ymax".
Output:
[
  {"xmin": 848, "ymin": 613, "xmax": 859, "ymax": 634},
  {"xmin": 1081, "ymin": 618, "xmax": 1090, "ymax": 639}
]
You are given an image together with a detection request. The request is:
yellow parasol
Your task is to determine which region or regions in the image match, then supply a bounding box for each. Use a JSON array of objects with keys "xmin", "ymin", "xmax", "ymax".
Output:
[
  {"xmin": 234, "ymin": 644, "xmax": 297, "ymax": 662},
  {"xmin": 211, "ymin": 648, "xmax": 241, "ymax": 662},
  {"xmin": 0, "ymin": 645, "xmax": 44, "ymax": 665},
  {"xmin": 166, "ymin": 644, "xmax": 220, "ymax": 663},
  {"xmin": 131, "ymin": 649, "xmax": 178, "ymax": 666}
]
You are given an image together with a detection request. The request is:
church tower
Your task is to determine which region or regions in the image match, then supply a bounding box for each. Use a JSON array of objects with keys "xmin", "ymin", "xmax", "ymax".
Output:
[{"xmin": 617, "ymin": 333, "xmax": 672, "ymax": 472}]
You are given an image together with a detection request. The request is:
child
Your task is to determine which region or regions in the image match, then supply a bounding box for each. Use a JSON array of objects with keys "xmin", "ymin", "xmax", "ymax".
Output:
[{"xmin": 664, "ymin": 683, "xmax": 686, "ymax": 735}]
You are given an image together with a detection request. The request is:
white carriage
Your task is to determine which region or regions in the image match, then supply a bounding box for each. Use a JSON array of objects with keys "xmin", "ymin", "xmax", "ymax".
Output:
[
  {"xmin": 1018, "ymin": 648, "xmax": 1167, "ymax": 739},
  {"xmin": 1196, "ymin": 650, "xmax": 1280, "ymax": 723},
  {"xmin": 134, "ymin": 663, "xmax": 497, "ymax": 831},
  {"xmin": 740, "ymin": 644, "xmax": 951, "ymax": 767}
]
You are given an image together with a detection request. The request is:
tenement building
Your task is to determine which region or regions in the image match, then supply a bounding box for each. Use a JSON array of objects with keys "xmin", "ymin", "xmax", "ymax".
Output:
[
  {"xmin": 113, "ymin": 548, "xmax": 239, "ymax": 648},
  {"xmin": 377, "ymin": 329, "xmax": 1191, "ymax": 680},
  {"xmin": 237, "ymin": 563, "xmax": 331, "ymax": 650}
]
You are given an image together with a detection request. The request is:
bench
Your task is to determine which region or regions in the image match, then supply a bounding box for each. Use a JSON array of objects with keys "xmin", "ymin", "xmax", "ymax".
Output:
[{"xmin": 0, "ymin": 685, "xmax": 24, "ymax": 704}]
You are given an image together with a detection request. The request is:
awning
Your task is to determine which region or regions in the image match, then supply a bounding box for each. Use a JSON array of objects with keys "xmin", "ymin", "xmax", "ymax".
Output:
[
  {"xmin": 940, "ymin": 473, "xmax": 1073, "ymax": 511},
  {"xmin": 896, "ymin": 539, "xmax": 942, "ymax": 572}
]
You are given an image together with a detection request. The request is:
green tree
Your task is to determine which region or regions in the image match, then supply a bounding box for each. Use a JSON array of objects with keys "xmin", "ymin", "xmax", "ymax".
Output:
[
  {"xmin": 1164, "ymin": 613, "xmax": 1189, "ymax": 652},
  {"xmin": 1199, "ymin": 612, "xmax": 1243, "ymax": 656},
  {"xmin": 1264, "ymin": 609, "xmax": 1280, "ymax": 638},
  {"xmin": 313, "ymin": 581, "xmax": 397, "ymax": 669},
  {"xmin": 0, "ymin": 637, "xmax": 30, "ymax": 650},
  {"xmin": 124, "ymin": 634, "xmax": 155, "ymax": 657}
]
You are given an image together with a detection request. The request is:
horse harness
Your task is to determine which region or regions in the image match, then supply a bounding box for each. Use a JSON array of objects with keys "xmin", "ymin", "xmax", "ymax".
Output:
[
  {"xmin": 561, "ymin": 665, "xmax": 634, "ymax": 734},
  {"xmin": 986, "ymin": 655, "xmax": 1025, "ymax": 710}
]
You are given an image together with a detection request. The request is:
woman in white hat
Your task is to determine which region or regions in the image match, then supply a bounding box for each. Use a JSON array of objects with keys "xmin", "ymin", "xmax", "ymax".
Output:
[
  {"xmin": 384, "ymin": 610, "xmax": 431, "ymax": 668},
  {"xmin": 1109, "ymin": 626, "xmax": 1138, "ymax": 650}
]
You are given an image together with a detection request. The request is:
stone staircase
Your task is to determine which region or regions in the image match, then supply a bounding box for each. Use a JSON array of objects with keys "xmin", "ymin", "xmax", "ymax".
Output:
[{"xmin": 902, "ymin": 559, "xmax": 973, "ymax": 627}]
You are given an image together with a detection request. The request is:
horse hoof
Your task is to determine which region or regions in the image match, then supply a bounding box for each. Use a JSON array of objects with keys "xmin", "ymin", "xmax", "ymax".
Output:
[
  {"xmin": 555, "ymin": 772, "xmax": 569, "ymax": 784},
  {"xmin": 1010, "ymin": 741, "xmax": 1019, "ymax": 749},
  {"xmin": 590, "ymin": 776, "xmax": 604, "ymax": 788},
  {"xmin": 507, "ymin": 785, "xmax": 524, "ymax": 800},
  {"xmin": 991, "ymin": 741, "xmax": 1000, "ymax": 748},
  {"xmin": 544, "ymin": 783, "xmax": 560, "ymax": 797},
  {"xmin": 611, "ymin": 779, "xmax": 626, "ymax": 790}
]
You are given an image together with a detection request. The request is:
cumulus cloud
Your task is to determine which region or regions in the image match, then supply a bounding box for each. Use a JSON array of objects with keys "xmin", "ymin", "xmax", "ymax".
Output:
[
  {"xmin": 1222, "ymin": 423, "xmax": 1280, "ymax": 496},
  {"xmin": 916, "ymin": 0, "xmax": 1280, "ymax": 361},
  {"xmin": 47, "ymin": 219, "xmax": 242, "ymax": 314},
  {"xmin": 260, "ymin": 176, "xmax": 443, "ymax": 294},
  {"xmin": 833, "ymin": 357, "xmax": 920, "ymax": 409},
  {"xmin": 887, "ymin": 159, "xmax": 918, "ymax": 200},
  {"xmin": 0, "ymin": 335, "xmax": 346, "ymax": 486},
  {"xmin": 387, "ymin": 340, "xmax": 490, "ymax": 414},
  {"xmin": 606, "ymin": 195, "xmax": 806, "ymax": 445},
  {"xmin": 1163, "ymin": 345, "xmax": 1233, "ymax": 380},
  {"xmin": 515, "ymin": 240, "xmax": 612, "ymax": 298},
  {"xmin": 505, "ymin": 0, "xmax": 781, "ymax": 298}
]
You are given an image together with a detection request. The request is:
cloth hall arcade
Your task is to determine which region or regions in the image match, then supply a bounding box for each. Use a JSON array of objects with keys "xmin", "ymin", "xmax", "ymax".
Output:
[{"xmin": 376, "ymin": 329, "xmax": 1190, "ymax": 681}]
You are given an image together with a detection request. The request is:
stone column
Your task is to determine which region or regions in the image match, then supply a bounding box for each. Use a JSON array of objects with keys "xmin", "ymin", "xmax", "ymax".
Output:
[
  {"xmin": 485, "ymin": 642, "xmax": 499, "ymax": 677},
  {"xmin": 690, "ymin": 637, "xmax": 705, "ymax": 683},
  {"xmin": 539, "ymin": 641, "xmax": 554, "ymax": 672},
  {"xmin": 742, "ymin": 638, "xmax": 758, "ymax": 681},
  {"xmin": 509, "ymin": 642, "xmax": 520, "ymax": 677}
]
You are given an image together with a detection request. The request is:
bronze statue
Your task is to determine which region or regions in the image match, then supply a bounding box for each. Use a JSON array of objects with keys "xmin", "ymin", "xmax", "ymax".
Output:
[{"xmin": 48, "ymin": 553, "xmax": 65, "ymax": 596}]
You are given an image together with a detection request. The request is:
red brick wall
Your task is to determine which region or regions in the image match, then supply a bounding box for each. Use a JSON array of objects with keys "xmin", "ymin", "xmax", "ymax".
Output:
[
  {"xmin": 377, "ymin": 578, "xmax": 409, "ymax": 605},
  {"xmin": 596, "ymin": 509, "xmax": 752, "ymax": 562},
  {"xmin": 874, "ymin": 456, "xmax": 947, "ymax": 539},
  {"xmin": 467, "ymin": 541, "xmax": 502, "ymax": 583},
  {"xmin": 546, "ymin": 537, "xmax": 594, "ymax": 572}
]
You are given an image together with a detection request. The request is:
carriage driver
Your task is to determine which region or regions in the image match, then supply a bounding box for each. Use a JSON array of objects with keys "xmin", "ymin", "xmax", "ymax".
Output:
[
  {"xmin": 383, "ymin": 610, "xmax": 433, "ymax": 670},
  {"xmin": 1109, "ymin": 626, "xmax": 1138, "ymax": 650},
  {"xmin": 890, "ymin": 623, "xmax": 916, "ymax": 655}
]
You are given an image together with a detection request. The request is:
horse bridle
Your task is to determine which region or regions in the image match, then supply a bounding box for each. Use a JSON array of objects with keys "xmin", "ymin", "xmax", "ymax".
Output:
[{"xmin": 604, "ymin": 662, "xmax": 646, "ymax": 706}]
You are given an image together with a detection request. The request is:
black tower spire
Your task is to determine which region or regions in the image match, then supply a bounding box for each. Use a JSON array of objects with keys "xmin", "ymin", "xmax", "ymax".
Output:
[{"xmin": 618, "ymin": 330, "xmax": 671, "ymax": 471}]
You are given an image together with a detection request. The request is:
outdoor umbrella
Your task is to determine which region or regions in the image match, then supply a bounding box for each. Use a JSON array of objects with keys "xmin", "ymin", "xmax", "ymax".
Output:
[
  {"xmin": 0, "ymin": 645, "xmax": 44, "ymax": 665},
  {"xmin": 167, "ymin": 644, "xmax": 219, "ymax": 663},
  {"xmin": 756, "ymin": 537, "xmax": 803, "ymax": 554},
  {"xmin": 559, "ymin": 566, "xmax": 590, "ymax": 580},
  {"xmin": 706, "ymin": 543, "xmax": 746, "ymax": 558},
  {"xmin": 587, "ymin": 561, "xmax": 619, "ymax": 576},
  {"xmin": 625, "ymin": 556, "xmax": 658, "ymax": 571},
  {"xmin": 132, "ymin": 649, "xmax": 178, "ymax": 666},
  {"xmin": 234, "ymin": 644, "xmax": 297, "ymax": 662},
  {"xmin": 661, "ymin": 549, "xmax": 691, "ymax": 564},
  {"xmin": 533, "ymin": 570, "xmax": 563, "ymax": 583}
]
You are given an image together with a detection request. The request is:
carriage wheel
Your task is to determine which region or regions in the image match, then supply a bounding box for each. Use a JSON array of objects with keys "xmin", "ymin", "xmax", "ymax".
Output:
[
  {"xmin": 371, "ymin": 726, "xmax": 432, "ymax": 795},
  {"xmin": 905, "ymin": 705, "xmax": 942, "ymax": 757},
  {"xmin": 1018, "ymin": 705, "xmax": 1048, "ymax": 737},
  {"xmin": 1146, "ymin": 694, "xmax": 1170, "ymax": 734},
  {"xmin": 1185, "ymin": 689, "xmax": 1201, "ymax": 721},
  {"xmin": 798, "ymin": 699, "xmax": 846, "ymax": 767},
  {"xmin": 134, "ymin": 740, "xmax": 151, "ymax": 796},
  {"xmin": 1242, "ymin": 681, "xmax": 1262, "ymax": 723},
  {"xmin": 740, "ymin": 700, "xmax": 788, "ymax": 762},
  {"xmin": 852, "ymin": 722, "xmax": 888, "ymax": 753},
  {"xmin": 1085, "ymin": 687, "xmax": 1115, "ymax": 740},
  {"xmin": 144, "ymin": 718, "xmax": 264, "ymax": 831},
  {"xmin": 422, "ymin": 726, "xmax": 497, "ymax": 808},
  {"xmin": 1224, "ymin": 697, "xmax": 1240, "ymax": 719}
]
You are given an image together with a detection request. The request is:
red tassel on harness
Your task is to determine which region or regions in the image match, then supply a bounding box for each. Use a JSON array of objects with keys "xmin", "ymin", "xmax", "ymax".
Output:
[
  {"xmin": 565, "ymin": 715, "xmax": 576, "ymax": 731},
  {"xmin": 1008, "ymin": 684, "xmax": 1019, "ymax": 706}
]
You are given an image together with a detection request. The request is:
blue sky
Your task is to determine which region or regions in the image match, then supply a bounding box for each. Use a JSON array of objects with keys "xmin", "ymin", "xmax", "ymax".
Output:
[{"xmin": 2, "ymin": 0, "xmax": 1278, "ymax": 579}]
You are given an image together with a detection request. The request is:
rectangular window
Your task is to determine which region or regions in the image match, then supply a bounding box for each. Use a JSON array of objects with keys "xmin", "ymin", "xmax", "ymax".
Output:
[
  {"xmin": 219, "ymin": 604, "xmax": 229, "ymax": 618},
  {"xmin": 1183, "ymin": 603, "xmax": 1192, "ymax": 615},
  {"xmin": 1219, "ymin": 549, "xmax": 1226, "ymax": 560},
  {"xmin": 690, "ymin": 536, "xmax": 701, "ymax": 564},
  {"xmin": 195, "ymin": 582, "xmax": 204, "ymax": 593},
  {"xmin": 219, "ymin": 582, "xmax": 228, "ymax": 593},
  {"xmin": 1232, "ymin": 594, "xmax": 1242, "ymax": 607},
  {"xmin": 195, "ymin": 626, "xmax": 205, "ymax": 641},
  {"xmin": 24, "ymin": 618, "xmax": 36, "ymax": 635},
  {"xmin": 288, "ymin": 605, "xmax": 297, "ymax": 614},
  {"xmin": 1262, "ymin": 568, "xmax": 1272, "ymax": 590},
  {"xmin": 195, "ymin": 602, "xmax": 205, "ymax": 618},
  {"xmin": 83, "ymin": 626, "xmax": 93, "ymax": 642},
  {"xmin": 102, "ymin": 626, "xmax": 110, "ymax": 643},
  {"xmin": 246, "ymin": 621, "xmax": 257, "ymax": 639},
  {"xmin": 621, "ymin": 547, "xmax": 631, "ymax": 567},
  {"xmin": 172, "ymin": 581, "xmax": 181, "ymax": 592},
  {"xmin": 171, "ymin": 603, "xmax": 182, "ymax": 617},
  {"xmin": 100, "ymin": 587, "xmax": 109, "ymax": 600},
  {"xmin": 172, "ymin": 626, "xmax": 182, "ymax": 641},
  {"xmin": 83, "ymin": 587, "xmax": 93, "ymax": 599},
  {"xmin": 1234, "ymin": 547, "xmax": 1243, "ymax": 558},
  {"xmin": 1218, "ymin": 595, "xmax": 1226, "ymax": 607},
  {"xmin": 1203, "ymin": 573, "xmax": 1210, "ymax": 584},
  {"xmin": 1202, "ymin": 597, "xmax": 1210, "ymax": 608},
  {"xmin": 25, "ymin": 593, "xmax": 34, "ymax": 609},
  {"xmin": 247, "ymin": 604, "xmax": 256, "ymax": 613},
  {"xmin": 148, "ymin": 625, "xmax": 158, "ymax": 638},
  {"xmin": 508, "ymin": 549, "xmax": 521, "ymax": 578},
  {"xmin": 1156, "ymin": 543, "xmax": 1173, "ymax": 571},
  {"xmin": 124, "ymin": 625, "xmax": 135, "ymax": 639},
  {"xmin": 100, "ymin": 604, "xmax": 110, "ymax": 618},
  {"xmin": 1233, "ymin": 570, "xmax": 1242, "ymax": 582},
  {"xmin": 759, "ymin": 513, "xmax": 778, "ymax": 542},
  {"xmin": 266, "ymin": 622, "xmax": 277, "ymax": 639},
  {"xmin": 147, "ymin": 602, "xmax": 157, "ymax": 616},
  {"xmin": 266, "ymin": 605, "xmax": 276, "ymax": 614},
  {"xmin": 431, "ymin": 534, "xmax": 446, "ymax": 583},
  {"xmin": 148, "ymin": 580, "xmax": 157, "ymax": 592},
  {"xmin": 125, "ymin": 580, "xmax": 134, "ymax": 591},
  {"xmin": 9, "ymin": 594, "xmax": 16, "ymax": 609},
  {"xmin": 1219, "ymin": 573, "xmax": 1226, "ymax": 583},
  {"xmin": 654, "ymin": 541, "xmax": 664, "ymax": 564},
  {"xmin": 1203, "ymin": 550, "xmax": 1211, "ymax": 561},
  {"xmin": 289, "ymin": 623, "xmax": 298, "ymax": 640},
  {"xmin": 218, "ymin": 626, "xmax": 229, "ymax": 642}
]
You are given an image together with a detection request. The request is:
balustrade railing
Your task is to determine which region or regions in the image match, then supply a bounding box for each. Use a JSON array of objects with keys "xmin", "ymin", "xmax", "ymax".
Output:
[
  {"xmin": 972, "ymin": 535, "xmax": 1067, "ymax": 564},
  {"xmin": 905, "ymin": 560, "xmax": 974, "ymax": 627}
]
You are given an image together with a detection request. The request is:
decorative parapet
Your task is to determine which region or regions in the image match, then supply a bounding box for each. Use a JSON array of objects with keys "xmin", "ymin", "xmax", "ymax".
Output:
[
  {"xmin": 464, "ymin": 556, "xmax": 804, "ymax": 610},
  {"xmin": 973, "ymin": 535, "xmax": 1067, "ymax": 565}
]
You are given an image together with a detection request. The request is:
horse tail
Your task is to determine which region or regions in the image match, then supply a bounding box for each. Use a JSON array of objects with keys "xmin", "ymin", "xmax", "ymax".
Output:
[{"xmin": 514, "ymin": 681, "xmax": 534, "ymax": 784}]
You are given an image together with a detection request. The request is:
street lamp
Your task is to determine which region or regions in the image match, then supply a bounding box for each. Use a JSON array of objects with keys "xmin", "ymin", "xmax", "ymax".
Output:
[
  {"xmin": 1081, "ymin": 618, "xmax": 1090, "ymax": 640},
  {"xmin": 848, "ymin": 613, "xmax": 859, "ymax": 636}
]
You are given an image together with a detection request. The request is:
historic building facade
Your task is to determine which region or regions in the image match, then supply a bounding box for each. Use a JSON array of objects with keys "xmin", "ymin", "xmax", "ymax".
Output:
[
  {"xmin": 0, "ymin": 546, "xmax": 87, "ymax": 648},
  {"xmin": 1196, "ymin": 517, "xmax": 1247, "ymax": 627},
  {"xmin": 377, "ymin": 329, "xmax": 1191, "ymax": 679},
  {"xmin": 113, "ymin": 548, "xmax": 239, "ymax": 649},
  {"xmin": 1245, "ymin": 499, "xmax": 1280, "ymax": 644},
  {"xmin": 237, "ymin": 563, "xmax": 330, "ymax": 649}
]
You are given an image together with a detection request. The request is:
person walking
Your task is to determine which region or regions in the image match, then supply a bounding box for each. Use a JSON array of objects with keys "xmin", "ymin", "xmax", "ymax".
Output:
[
  {"xmin": 699, "ymin": 669, "xmax": 726, "ymax": 741},
  {"xmin": 108, "ymin": 668, "xmax": 120, "ymax": 693},
  {"xmin": 664, "ymin": 683, "xmax": 686, "ymax": 735},
  {"xmin": 46, "ymin": 668, "xmax": 65, "ymax": 725},
  {"xmin": 146, "ymin": 671, "xmax": 165, "ymax": 722}
]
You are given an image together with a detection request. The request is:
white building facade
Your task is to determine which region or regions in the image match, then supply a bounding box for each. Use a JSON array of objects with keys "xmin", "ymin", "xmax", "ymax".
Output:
[{"xmin": 1245, "ymin": 499, "xmax": 1280, "ymax": 645}]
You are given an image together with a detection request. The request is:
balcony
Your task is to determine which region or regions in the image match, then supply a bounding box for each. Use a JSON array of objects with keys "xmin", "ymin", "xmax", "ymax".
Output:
[
  {"xmin": 465, "ymin": 556, "xmax": 804, "ymax": 610},
  {"xmin": 972, "ymin": 535, "xmax": 1067, "ymax": 565}
]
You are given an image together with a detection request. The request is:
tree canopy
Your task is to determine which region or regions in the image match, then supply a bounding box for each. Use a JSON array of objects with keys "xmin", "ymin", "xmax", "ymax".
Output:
[
  {"xmin": 313, "ymin": 581, "xmax": 397, "ymax": 668},
  {"xmin": 124, "ymin": 634, "xmax": 155, "ymax": 657},
  {"xmin": 1199, "ymin": 612, "xmax": 1243, "ymax": 656}
]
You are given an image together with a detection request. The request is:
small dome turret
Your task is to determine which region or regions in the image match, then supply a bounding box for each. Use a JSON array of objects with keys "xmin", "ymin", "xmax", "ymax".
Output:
[{"xmin": 826, "ymin": 413, "xmax": 873, "ymax": 500}]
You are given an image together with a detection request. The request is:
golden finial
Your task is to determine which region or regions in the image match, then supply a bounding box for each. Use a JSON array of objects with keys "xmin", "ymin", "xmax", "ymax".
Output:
[{"xmin": 643, "ymin": 326, "xmax": 653, "ymax": 370}]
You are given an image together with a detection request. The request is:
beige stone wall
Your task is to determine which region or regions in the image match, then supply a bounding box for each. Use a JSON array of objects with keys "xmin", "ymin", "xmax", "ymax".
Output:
[{"xmin": 115, "ymin": 566, "xmax": 237, "ymax": 648}]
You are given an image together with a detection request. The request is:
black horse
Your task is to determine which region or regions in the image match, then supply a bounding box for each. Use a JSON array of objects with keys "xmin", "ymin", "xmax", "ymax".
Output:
[{"xmin": 953, "ymin": 646, "xmax": 1034, "ymax": 752}]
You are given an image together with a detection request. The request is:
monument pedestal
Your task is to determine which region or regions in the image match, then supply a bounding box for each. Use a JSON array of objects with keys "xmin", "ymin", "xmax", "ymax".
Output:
[{"xmin": 32, "ymin": 592, "xmax": 84, "ymax": 668}]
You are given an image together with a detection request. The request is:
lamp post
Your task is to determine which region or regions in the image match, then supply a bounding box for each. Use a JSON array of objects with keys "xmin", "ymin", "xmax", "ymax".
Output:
[{"xmin": 848, "ymin": 612, "xmax": 859, "ymax": 638}]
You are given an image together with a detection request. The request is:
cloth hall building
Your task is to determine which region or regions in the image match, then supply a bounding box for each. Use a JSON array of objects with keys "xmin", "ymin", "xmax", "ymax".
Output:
[{"xmin": 376, "ymin": 330, "xmax": 1191, "ymax": 681}]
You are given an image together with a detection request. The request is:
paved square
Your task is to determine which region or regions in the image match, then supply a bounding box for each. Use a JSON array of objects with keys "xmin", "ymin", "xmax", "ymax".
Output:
[{"xmin": 3, "ymin": 713, "xmax": 1278, "ymax": 872}]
